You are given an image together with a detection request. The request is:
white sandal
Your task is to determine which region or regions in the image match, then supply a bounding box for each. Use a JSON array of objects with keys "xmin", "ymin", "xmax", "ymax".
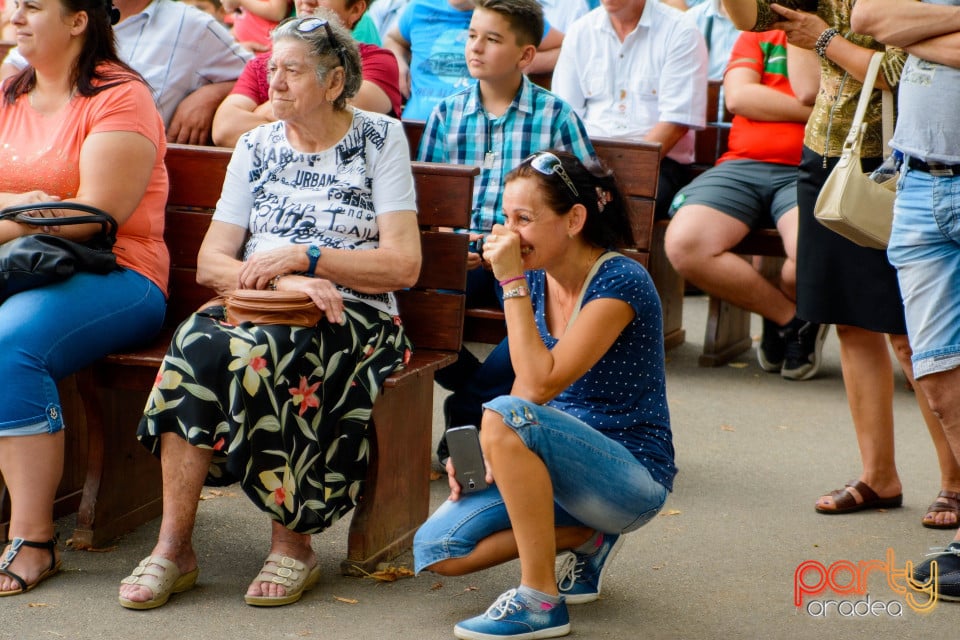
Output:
[
  {"xmin": 119, "ymin": 555, "xmax": 199, "ymax": 610},
  {"xmin": 244, "ymin": 553, "xmax": 320, "ymax": 607}
]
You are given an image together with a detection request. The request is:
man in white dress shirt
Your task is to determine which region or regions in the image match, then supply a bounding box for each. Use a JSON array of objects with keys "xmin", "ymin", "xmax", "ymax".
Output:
[{"xmin": 552, "ymin": 0, "xmax": 707, "ymax": 218}]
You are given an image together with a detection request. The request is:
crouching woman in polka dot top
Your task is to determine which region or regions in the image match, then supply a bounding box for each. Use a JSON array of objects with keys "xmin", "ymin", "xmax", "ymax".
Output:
[{"xmin": 413, "ymin": 150, "xmax": 676, "ymax": 640}]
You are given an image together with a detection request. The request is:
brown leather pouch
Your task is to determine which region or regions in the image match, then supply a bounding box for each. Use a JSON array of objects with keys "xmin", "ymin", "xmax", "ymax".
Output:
[{"xmin": 224, "ymin": 289, "xmax": 322, "ymax": 327}]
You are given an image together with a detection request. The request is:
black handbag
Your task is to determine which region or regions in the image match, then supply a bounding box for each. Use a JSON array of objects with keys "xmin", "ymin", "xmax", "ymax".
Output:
[{"xmin": 0, "ymin": 202, "xmax": 119, "ymax": 301}]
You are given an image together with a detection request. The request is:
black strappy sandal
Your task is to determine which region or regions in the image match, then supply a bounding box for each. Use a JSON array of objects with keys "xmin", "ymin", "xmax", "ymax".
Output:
[{"xmin": 0, "ymin": 537, "xmax": 62, "ymax": 596}]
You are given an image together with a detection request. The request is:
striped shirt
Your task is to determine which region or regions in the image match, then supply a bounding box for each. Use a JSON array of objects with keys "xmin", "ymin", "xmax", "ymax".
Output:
[{"xmin": 417, "ymin": 76, "xmax": 597, "ymax": 232}]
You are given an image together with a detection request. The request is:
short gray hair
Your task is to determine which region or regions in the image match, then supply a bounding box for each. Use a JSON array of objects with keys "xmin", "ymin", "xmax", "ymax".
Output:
[{"xmin": 271, "ymin": 9, "xmax": 363, "ymax": 110}]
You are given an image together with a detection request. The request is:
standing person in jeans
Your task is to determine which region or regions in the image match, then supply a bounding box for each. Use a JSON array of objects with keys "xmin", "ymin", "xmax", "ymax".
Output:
[
  {"xmin": 417, "ymin": 0, "xmax": 596, "ymax": 464},
  {"xmin": 414, "ymin": 151, "xmax": 674, "ymax": 639},
  {"xmin": 853, "ymin": 0, "xmax": 960, "ymax": 599},
  {"xmin": 723, "ymin": 0, "xmax": 956, "ymax": 517},
  {"xmin": 666, "ymin": 31, "xmax": 826, "ymax": 380}
]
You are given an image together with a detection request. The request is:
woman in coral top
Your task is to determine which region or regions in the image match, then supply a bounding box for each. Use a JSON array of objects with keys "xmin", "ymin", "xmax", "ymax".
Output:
[{"xmin": 0, "ymin": 0, "xmax": 167, "ymax": 596}]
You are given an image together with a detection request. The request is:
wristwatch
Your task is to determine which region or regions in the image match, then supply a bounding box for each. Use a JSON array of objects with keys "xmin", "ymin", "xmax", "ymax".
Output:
[{"xmin": 305, "ymin": 245, "xmax": 321, "ymax": 277}]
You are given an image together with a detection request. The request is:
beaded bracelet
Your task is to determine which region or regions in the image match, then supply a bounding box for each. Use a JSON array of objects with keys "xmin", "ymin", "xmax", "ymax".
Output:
[
  {"xmin": 498, "ymin": 275, "xmax": 527, "ymax": 287},
  {"xmin": 814, "ymin": 27, "xmax": 839, "ymax": 59},
  {"xmin": 268, "ymin": 274, "xmax": 285, "ymax": 291}
]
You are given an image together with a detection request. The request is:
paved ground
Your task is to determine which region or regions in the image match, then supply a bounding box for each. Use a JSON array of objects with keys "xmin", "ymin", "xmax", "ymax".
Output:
[{"xmin": 4, "ymin": 295, "xmax": 958, "ymax": 639}]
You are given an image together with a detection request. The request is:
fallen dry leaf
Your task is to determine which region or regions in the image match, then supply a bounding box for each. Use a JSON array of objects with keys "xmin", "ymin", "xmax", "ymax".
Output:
[
  {"xmin": 334, "ymin": 596, "xmax": 359, "ymax": 604},
  {"xmin": 28, "ymin": 602, "xmax": 51, "ymax": 608},
  {"xmin": 659, "ymin": 509, "xmax": 682, "ymax": 517},
  {"xmin": 360, "ymin": 565, "xmax": 415, "ymax": 582},
  {"xmin": 728, "ymin": 362, "xmax": 748, "ymax": 369},
  {"xmin": 455, "ymin": 586, "xmax": 479, "ymax": 597},
  {"xmin": 430, "ymin": 582, "xmax": 444, "ymax": 591},
  {"xmin": 429, "ymin": 469, "xmax": 444, "ymax": 481},
  {"xmin": 720, "ymin": 425, "xmax": 736, "ymax": 432}
]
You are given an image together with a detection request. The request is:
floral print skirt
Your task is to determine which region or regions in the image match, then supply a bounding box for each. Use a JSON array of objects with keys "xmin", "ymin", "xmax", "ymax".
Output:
[{"xmin": 137, "ymin": 301, "xmax": 412, "ymax": 534}]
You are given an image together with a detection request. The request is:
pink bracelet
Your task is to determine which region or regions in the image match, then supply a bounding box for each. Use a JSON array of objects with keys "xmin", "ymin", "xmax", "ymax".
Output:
[{"xmin": 498, "ymin": 275, "xmax": 526, "ymax": 287}]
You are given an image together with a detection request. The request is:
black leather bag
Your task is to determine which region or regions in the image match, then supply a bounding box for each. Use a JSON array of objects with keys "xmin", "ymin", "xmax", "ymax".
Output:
[{"xmin": 0, "ymin": 202, "xmax": 119, "ymax": 301}]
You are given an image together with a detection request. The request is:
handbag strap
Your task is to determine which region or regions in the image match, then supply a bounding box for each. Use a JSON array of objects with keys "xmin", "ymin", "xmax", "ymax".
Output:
[
  {"xmin": 0, "ymin": 202, "xmax": 118, "ymax": 237},
  {"xmin": 846, "ymin": 52, "xmax": 893, "ymax": 154}
]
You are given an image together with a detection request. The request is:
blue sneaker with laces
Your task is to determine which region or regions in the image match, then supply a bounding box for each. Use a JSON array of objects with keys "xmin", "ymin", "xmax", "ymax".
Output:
[
  {"xmin": 556, "ymin": 533, "xmax": 623, "ymax": 604},
  {"xmin": 453, "ymin": 588, "xmax": 570, "ymax": 640}
]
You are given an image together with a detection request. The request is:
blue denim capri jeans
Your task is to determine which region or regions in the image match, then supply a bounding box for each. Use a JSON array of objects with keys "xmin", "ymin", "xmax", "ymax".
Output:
[
  {"xmin": 0, "ymin": 269, "xmax": 165, "ymax": 436},
  {"xmin": 414, "ymin": 396, "xmax": 669, "ymax": 573},
  {"xmin": 887, "ymin": 163, "xmax": 960, "ymax": 379}
]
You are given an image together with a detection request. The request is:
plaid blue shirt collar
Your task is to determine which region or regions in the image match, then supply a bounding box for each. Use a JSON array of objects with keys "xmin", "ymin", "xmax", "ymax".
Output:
[{"xmin": 461, "ymin": 75, "xmax": 538, "ymax": 119}]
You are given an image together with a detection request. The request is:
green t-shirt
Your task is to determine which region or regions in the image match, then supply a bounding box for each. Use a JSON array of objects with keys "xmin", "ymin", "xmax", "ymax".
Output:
[{"xmin": 352, "ymin": 13, "xmax": 381, "ymax": 46}]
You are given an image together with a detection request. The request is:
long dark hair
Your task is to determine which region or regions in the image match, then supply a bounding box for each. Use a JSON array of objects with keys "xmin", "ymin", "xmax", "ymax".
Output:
[
  {"xmin": 506, "ymin": 150, "xmax": 634, "ymax": 249},
  {"xmin": 3, "ymin": 0, "xmax": 140, "ymax": 105}
]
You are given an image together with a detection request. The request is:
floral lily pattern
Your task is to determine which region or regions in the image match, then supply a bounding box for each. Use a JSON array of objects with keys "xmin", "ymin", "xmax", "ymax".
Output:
[{"xmin": 137, "ymin": 302, "xmax": 410, "ymax": 533}]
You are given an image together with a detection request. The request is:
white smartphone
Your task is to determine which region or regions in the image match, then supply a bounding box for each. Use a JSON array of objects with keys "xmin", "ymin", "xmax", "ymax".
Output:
[{"xmin": 446, "ymin": 425, "xmax": 489, "ymax": 493}]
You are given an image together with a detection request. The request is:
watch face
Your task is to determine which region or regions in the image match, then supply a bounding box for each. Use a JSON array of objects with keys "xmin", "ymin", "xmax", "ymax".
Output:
[{"xmin": 307, "ymin": 245, "xmax": 321, "ymax": 258}]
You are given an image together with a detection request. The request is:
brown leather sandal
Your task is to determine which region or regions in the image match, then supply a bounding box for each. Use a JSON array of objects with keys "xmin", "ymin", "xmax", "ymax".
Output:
[
  {"xmin": 815, "ymin": 480, "xmax": 903, "ymax": 514},
  {"xmin": 922, "ymin": 490, "xmax": 960, "ymax": 530}
]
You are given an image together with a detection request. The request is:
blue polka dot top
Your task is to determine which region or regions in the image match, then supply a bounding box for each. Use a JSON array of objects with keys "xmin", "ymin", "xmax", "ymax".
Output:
[{"xmin": 528, "ymin": 254, "xmax": 676, "ymax": 491}]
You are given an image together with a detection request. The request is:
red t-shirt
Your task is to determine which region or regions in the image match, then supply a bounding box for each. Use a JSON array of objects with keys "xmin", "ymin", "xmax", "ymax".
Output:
[
  {"xmin": 719, "ymin": 30, "xmax": 806, "ymax": 166},
  {"xmin": 231, "ymin": 43, "xmax": 403, "ymax": 118}
]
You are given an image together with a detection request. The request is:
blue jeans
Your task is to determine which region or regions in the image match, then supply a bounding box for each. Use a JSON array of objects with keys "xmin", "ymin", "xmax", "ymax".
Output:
[
  {"xmin": 0, "ymin": 269, "xmax": 165, "ymax": 435},
  {"xmin": 887, "ymin": 163, "xmax": 960, "ymax": 379},
  {"xmin": 413, "ymin": 396, "xmax": 668, "ymax": 573}
]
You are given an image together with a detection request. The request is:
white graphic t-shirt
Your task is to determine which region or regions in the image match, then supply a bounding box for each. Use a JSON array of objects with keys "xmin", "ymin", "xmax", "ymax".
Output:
[{"xmin": 214, "ymin": 109, "xmax": 417, "ymax": 315}]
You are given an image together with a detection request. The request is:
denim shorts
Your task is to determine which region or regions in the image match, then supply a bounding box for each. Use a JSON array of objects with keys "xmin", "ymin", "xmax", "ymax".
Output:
[
  {"xmin": 0, "ymin": 269, "xmax": 166, "ymax": 436},
  {"xmin": 887, "ymin": 163, "xmax": 960, "ymax": 378},
  {"xmin": 413, "ymin": 396, "xmax": 669, "ymax": 573}
]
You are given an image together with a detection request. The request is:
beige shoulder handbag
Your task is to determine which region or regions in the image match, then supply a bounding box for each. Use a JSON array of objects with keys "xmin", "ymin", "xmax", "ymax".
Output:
[{"xmin": 814, "ymin": 52, "xmax": 896, "ymax": 250}]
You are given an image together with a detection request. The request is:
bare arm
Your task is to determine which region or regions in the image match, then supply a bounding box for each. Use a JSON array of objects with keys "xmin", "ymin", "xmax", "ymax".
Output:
[
  {"xmin": 482, "ymin": 226, "xmax": 634, "ymax": 404},
  {"xmin": 724, "ymin": 67, "xmax": 812, "ymax": 122},
  {"xmin": 644, "ymin": 122, "xmax": 690, "ymax": 158},
  {"xmin": 786, "ymin": 43, "xmax": 820, "ymax": 105},
  {"xmin": 168, "ymin": 81, "xmax": 237, "ymax": 146},
  {"xmin": 383, "ymin": 27, "xmax": 412, "ymax": 98},
  {"xmin": 527, "ymin": 27, "xmax": 563, "ymax": 75},
  {"xmin": 234, "ymin": 210, "xmax": 422, "ymax": 293},
  {"xmin": 0, "ymin": 131, "xmax": 157, "ymax": 244},
  {"xmin": 722, "ymin": 0, "xmax": 760, "ymax": 30},
  {"xmin": 771, "ymin": 4, "xmax": 893, "ymax": 89},
  {"xmin": 852, "ymin": 0, "xmax": 960, "ymax": 68},
  {"xmin": 211, "ymin": 94, "xmax": 275, "ymax": 148},
  {"xmin": 352, "ymin": 79, "xmax": 393, "ymax": 115}
]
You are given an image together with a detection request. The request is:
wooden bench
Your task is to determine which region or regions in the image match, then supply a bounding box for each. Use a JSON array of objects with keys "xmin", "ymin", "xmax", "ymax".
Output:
[
  {"xmin": 0, "ymin": 144, "xmax": 477, "ymax": 576},
  {"xmin": 400, "ymin": 120, "xmax": 675, "ymax": 349}
]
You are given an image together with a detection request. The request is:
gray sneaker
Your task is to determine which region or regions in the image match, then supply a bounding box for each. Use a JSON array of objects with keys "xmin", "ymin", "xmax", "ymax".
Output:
[{"xmin": 781, "ymin": 322, "xmax": 829, "ymax": 381}]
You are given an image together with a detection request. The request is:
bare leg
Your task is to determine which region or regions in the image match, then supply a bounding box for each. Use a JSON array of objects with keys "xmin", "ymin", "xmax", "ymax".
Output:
[
  {"xmin": 916, "ymin": 366, "xmax": 960, "ymax": 543},
  {"xmin": 118, "ymin": 432, "xmax": 211, "ymax": 603},
  {"xmin": 478, "ymin": 411, "xmax": 563, "ymax": 595},
  {"xmin": 0, "ymin": 431, "xmax": 63, "ymax": 591},
  {"xmin": 774, "ymin": 208, "xmax": 798, "ymax": 303},
  {"xmin": 245, "ymin": 520, "xmax": 316, "ymax": 599},
  {"xmin": 816, "ymin": 325, "xmax": 901, "ymax": 509},
  {"xmin": 425, "ymin": 526, "xmax": 594, "ymax": 577},
  {"xmin": 666, "ymin": 205, "xmax": 796, "ymax": 325},
  {"xmin": 888, "ymin": 335, "xmax": 960, "ymax": 527}
]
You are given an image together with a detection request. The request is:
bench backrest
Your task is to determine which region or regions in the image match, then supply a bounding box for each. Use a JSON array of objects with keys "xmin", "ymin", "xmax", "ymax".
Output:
[
  {"xmin": 399, "ymin": 121, "xmax": 660, "ymax": 267},
  {"xmin": 163, "ymin": 143, "xmax": 475, "ymax": 354},
  {"xmin": 693, "ymin": 79, "xmax": 731, "ymax": 172}
]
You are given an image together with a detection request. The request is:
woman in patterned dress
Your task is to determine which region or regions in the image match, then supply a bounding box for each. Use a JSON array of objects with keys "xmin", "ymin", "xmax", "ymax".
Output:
[{"xmin": 119, "ymin": 10, "xmax": 420, "ymax": 610}]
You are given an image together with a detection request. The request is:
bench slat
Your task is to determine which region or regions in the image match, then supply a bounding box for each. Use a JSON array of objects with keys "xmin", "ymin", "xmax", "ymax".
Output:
[{"xmin": 397, "ymin": 289, "xmax": 465, "ymax": 353}]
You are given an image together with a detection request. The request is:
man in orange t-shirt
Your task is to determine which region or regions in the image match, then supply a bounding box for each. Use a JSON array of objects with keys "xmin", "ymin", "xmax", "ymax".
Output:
[{"xmin": 664, "ymin": 30, "xmax": 827, "ymax": 381}]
